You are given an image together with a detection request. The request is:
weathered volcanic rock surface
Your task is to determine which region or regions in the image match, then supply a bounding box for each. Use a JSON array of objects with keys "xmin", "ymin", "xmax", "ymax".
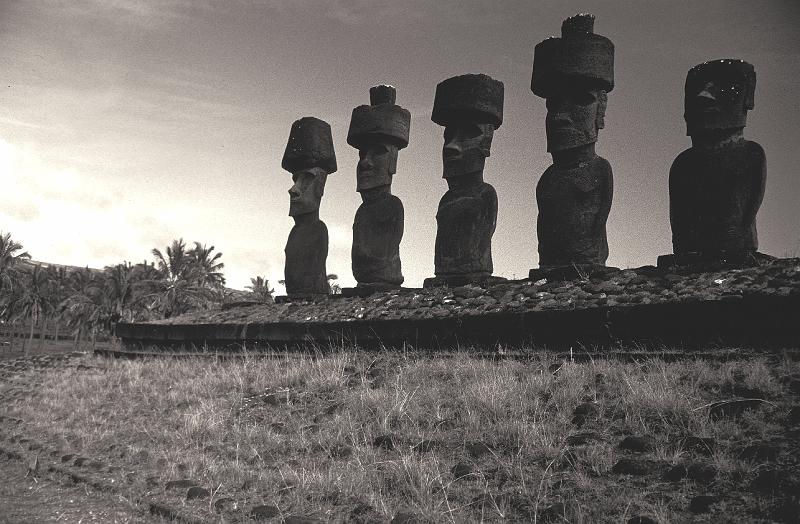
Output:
[{"xmin": 146, "ymin": 259, "xmax": 800, "ymax": 326}]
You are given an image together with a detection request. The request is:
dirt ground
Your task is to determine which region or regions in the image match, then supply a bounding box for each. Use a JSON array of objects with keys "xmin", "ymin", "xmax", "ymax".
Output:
[
  {"xmin": 0, "ymin": 453, "xmax": 146, "ymax": 523},
  {"xmin": 0, "ymin": 342, "xmax": 147, "ymax": 523}
]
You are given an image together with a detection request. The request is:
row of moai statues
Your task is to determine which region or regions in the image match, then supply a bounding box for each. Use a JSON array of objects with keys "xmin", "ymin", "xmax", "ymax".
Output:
[{"xmin": 280, "ymin": 14, "xmax": 767, "ymax": 297}]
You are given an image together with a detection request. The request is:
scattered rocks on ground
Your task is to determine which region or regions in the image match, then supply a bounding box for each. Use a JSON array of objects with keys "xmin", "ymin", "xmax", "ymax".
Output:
[
  {"xmin": 165, "ymin": 479, "xmax": 197, "ymax": 491},
  {"xmin": 373, "ymin": 435, "xmax": 395, "ymax": 450},
  {"xmin": 186, "ymin": 486, "xmax": 210, "ymax": 499},
  {"xmin": 689, "ymin": 495, "xmax": 718, "ymax": 514},
  {"xmin": 612, "ymin": 458, "xmax": 657, "ymax": 476},
  {"xmin": 249, "ymin": 504, "xmax": 280, "ymax": 519},
  {"xmin": 451, "ymin": 462, "xmax": 474, "ymax": 479},
  {"xmin": 619, "ymin": 435, "xmax": 655, "ymax": 452},
  {"xmin": 144, "ymin": 259, "xmax": 800, "ymax": 326}
]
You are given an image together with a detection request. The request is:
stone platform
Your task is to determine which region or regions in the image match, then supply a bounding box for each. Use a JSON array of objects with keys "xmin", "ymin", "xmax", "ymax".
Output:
[{"xmin": 114, "ymin": 259, "xmax": 800, "ymax": 352}]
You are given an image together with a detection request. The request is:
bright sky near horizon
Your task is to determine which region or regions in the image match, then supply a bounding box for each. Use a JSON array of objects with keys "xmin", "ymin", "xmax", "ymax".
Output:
[{"xmin": 2, "ymin": 0, "xmax": 799, "ymax": 293}]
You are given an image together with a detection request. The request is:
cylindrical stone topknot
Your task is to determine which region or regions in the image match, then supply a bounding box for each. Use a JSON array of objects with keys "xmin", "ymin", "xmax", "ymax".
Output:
[
  {"xmin": 370, "ymin": 85, "xmax": 396, "ymax": 106},
  {"xmin": 562, "ymin": 13, "xmax": 595, "ymax": 35}
]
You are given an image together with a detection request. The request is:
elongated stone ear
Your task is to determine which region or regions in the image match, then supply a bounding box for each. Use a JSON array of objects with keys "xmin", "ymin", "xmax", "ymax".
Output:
[
  {"xmin": 596, "ymin": 91, "xmax": 607, "ymax": 130},
  {"xmin": 480, "ymin": 124, "xmax": 495, "ymax": 157}
]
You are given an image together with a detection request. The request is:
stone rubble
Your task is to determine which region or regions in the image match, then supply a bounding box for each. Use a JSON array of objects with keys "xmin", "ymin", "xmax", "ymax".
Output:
[{"xmin": 145, "ymin": 259, "xmax": 800, "ymax": 326}]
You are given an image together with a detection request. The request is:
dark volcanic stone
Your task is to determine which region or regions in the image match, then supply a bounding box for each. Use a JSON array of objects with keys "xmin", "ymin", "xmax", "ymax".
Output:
[
  {"xmin": 373, "ymin": 434, "xmax": 395, "ymax": 450},
  {"xmin": 149, "ymin": 503, "xmax": 180, "ymax": 520},
  {"xmin": 284, "ymin": 216, "xmax": 330, "ymax": 296},
  {"xmin": 688, "ymin": 495, "xmax": 718, "ymax": 514},
  {"xmin": 73, "ymin": 456, "xmax": 89, "ymax": 467},
  {"xmin": 669, "ymin": 59, "xmax": 764, "ymax": 260},
  {"xmin": 663, "ymin": 464, "xmax": 688, "ymax": 482},
  {"xmin": 750, "ymin": 468, "xmax": 800, "ymax": 495},
  {"xmin": 540, "ymin": 502, "xmax": 566, "ymax": 522},
  {"xmin": 214, "ymin": 497, "xmax": 236, "ymax": 512},
  {"xmin": 61, "ymin": 454, "xmax": 75, "ymax": 463},
  {"xmin": 619, "ymin": 435, "xmax": 655, "ymax": 452},
  {"xmin": 611, "ymin": 458, "xmax": 652, "ymax": 476},
  {"xmin": 329, "ymin": 445, "xmax": 353, "ymax": 459},
  {"xmin": 391, "ymin": 512, "xmax": 420, "ymax": 524},
  {"xmin": 451, "ymin": 462, "xmax": 474, "ymax": 479},
  {"xmin": 533, "ymin": 15, "xmax": 614, "ymax": 268},
  {"xmin": 165, "ymin": 479, "xmax": 197, "ymax": 491},
  {"xmin": 709, "ymin": 398, "xmax": 767, "ymax": 419},
  {"xmin": 352, "ymin": 192, "xmax": 404, "ymax": 287},
  {"xmin": 249, "ymin": 504, "xmax": 280, "ymax": 519},
  {"xmin": 431, "ymin": 178, "xmax": 498, "ymax": 283},
  {"xmin": 627, "ymin": 517, "xmax": 657, "ymax": 524},
  {"xmin": 284, "ymin": 517, "xmax": 322, "ymax": 524},
  {"xmin": 427, "ymin": 75, "xmax": 502, "ymax": 286},
  {"xmin": 466, "ymin": 441, "xmax": 493, "ymax": 458},
  {"xmin": 687, "ymin": 462, "xmax": 718, "ymax": 484},
  {"xmin": 573, "ymin": 402, "xmax": 599, "ymax": 416},
  {"xmin": 738, "ymin": 443, "xmax": 780, "ymax": 461},
  {"xmin": 186, "ymin": 486, "xmax": 210, "ymax": 499}
]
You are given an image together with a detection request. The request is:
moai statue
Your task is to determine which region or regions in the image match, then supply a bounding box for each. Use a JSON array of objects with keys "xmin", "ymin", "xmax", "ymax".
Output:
[
  {"xmin": 530, "ymin": 14, "xmax": 615, "ymax": 279},
  {"xmin": 659, "ymin": 59, "xmax": 767, "ymax": 268},
  {"xmin": 423, "ymin": 73, "xmax": 504, "ymax": 288},
  {"xmin": 281, "ymin": 117, "xmax": 337, "ymax": 296},
  {"xmin": 346, "ymin": 85, "xmax": 410, "ymax": 292}
]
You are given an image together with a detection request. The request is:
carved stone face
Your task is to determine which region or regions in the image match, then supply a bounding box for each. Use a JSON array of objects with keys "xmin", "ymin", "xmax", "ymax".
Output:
[
  {"xmin": 288, "ymin": 167, "xmax": 328, "ymax": 217},
  {"xmin": 357, "ymin": 142, "xmax": 398, "ymax": 192},
  {"xmin": 545, "ymin": 88, "xmax": 606, "ymax": 152},
  {"xmin": 685, "ymin": 76, "xmax": 750, "ymax": 136},
  {"xmin": 442, "ymin": 121, "xmax": 494, "ymax": 178}
]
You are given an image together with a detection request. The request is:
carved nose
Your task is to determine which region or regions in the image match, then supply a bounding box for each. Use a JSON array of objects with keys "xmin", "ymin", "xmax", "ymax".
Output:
[
  {"xmin": 288, "ymin": 185, "xmax": 300, "ymax": 197},
  {"xmin": 696, "ymin": 89, "xmax": 716, "ymax": 103}
]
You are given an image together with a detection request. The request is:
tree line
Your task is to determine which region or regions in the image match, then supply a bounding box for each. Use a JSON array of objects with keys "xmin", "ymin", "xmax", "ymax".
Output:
[{"xmin": 0, "ymin": 232, "xmax": 276, "ymax": 353}]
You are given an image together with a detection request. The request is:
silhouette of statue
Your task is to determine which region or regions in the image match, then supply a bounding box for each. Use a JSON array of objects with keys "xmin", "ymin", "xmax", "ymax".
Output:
[
  {"xmin": 424, "ymin": 73, "xmax": 504, "ymax": 288},
  {"xmin": 531, "ymin": 14, "xmax": 615, "ymax": 277},
  {"xmin": 660, "ymin": 59, "xmax": 767, "ymax": 268},
  {"xmin": 347, "ymin": 85, "xmax": 410, "ymax": 291},
  {"xmin": 281, "ymin": 117, "xmax": 336, "ymax": 296}
]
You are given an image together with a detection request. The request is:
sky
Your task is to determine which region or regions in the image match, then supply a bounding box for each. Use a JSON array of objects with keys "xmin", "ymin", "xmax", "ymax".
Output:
[{"xmin": 2, "ymin": 0, "xmax": 799, "ymax": 293}]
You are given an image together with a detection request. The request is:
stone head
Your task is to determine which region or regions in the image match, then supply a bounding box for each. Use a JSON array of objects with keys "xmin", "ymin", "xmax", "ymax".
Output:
[
  {"xmin": 281, "ymin": 116, "xmax": 337, "ymax": 216},
  {"xmin": 288, "ymin": 167, "xmax": 328, "ymax": 216},
  {"xmin": 684, "ymin": 59, "xmax": 756, "ymax": 137},
  {"xmin": 431, "ymin": 73, "xmax": 503, "ymax": 178},
  {"xmin": 348, "ymin": 85, "xmax": 410, "ymax": 192},
  {"xmin": 545, "ymin": 88, "xmax": 607, "ymax": 152},
  {"xmin": 532, "ymin": 14, "xmax": 614, "ymax": 152}
]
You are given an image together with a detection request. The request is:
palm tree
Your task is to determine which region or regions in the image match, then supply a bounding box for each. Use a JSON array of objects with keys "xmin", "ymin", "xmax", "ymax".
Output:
[
  {"xmin": 190, "ymin": 242, "xmax": 225, "ymax": 289},
  {"xmin": 148, "ymin": 239, "xmax": 219, "ymax": 318},
  {"xmin": 327, "ymin": 274, "xmax": 341, "ymax": 294},
  {"xmin": 61, "ymin": 267, "xmax": 102, "ymax": 351},
  {"xmin": 0, "ymin": 231, "xmax": 31, "ymax": 293},
  {"xmin": 246, "ymin": 276, "xmax": 275, "ymax": 302},
  {"xmin": 0, "ymin": 233, "xmax": 31, "ymax": 351},
  {"xmin": 17, "ymin": 264, "xmax": 51, "ymax": 355}
]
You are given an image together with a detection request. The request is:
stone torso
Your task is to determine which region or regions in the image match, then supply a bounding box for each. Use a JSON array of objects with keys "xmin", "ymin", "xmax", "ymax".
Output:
[
  {"xmin": 284, "ymin": 218, "xmax": 329, "ymax": 295},
  {"xmin": 669, "ymin": 140, "xmax": 766, "ymax": 255},
  {"xmin": 352, "ymin": 193, "xmax": 404, "ymax": 285},
  {"xmin": 434, "ymin": 180, "xmax": 497, "ymax": 276},
  {"xmin": 537, "ymin": 155, "xmax": 612, "ymax": 266}
]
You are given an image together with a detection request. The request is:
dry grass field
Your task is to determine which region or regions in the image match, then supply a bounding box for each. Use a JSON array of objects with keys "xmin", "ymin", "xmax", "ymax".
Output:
[{"xmin": 1, "ymin": 345, "xmax": 799, "ymax": 523}]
